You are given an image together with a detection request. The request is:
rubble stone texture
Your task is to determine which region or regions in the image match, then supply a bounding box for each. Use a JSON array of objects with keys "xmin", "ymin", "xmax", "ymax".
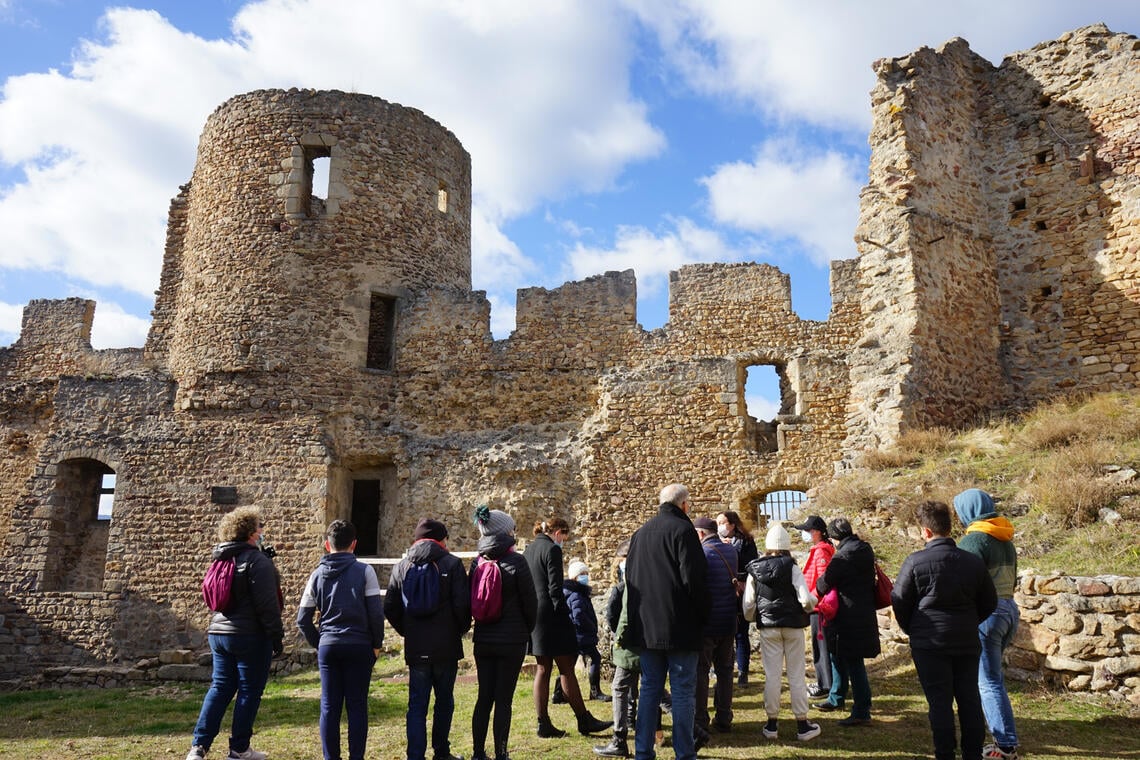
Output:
[{"xmin": 1, "ymin": 25, "xmax": 1139, "ymax": 686}]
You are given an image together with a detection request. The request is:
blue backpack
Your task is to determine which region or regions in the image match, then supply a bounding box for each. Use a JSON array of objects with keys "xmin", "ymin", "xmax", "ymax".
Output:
[{"xmin": 402, "ymin": 560, "xmax": 443, "ymax": 617}]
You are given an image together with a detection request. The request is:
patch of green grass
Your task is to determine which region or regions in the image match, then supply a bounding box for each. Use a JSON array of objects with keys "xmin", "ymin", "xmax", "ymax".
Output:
[{"xmin": 0, "ymin": 652, "xmax": 1134, "ymax": 760}]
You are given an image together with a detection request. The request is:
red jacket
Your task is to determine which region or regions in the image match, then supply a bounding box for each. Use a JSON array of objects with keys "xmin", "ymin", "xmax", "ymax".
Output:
[{"xmin": 803, "ymin": 540, "xmax": 835, "ymax": 596}]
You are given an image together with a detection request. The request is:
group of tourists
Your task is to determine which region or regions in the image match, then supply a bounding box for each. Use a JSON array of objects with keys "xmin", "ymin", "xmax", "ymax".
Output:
[{"xmin": 182, "ymin": 484, "xmax": 1021, "ymax": 760}]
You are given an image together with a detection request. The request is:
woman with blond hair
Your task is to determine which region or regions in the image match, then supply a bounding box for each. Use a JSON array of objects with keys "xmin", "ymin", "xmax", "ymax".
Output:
[{"xmin": 186, "ymin": 506, "xmax": 284, "ymax": 760}]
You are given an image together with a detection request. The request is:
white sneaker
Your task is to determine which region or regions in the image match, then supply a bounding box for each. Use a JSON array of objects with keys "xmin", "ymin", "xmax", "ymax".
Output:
[
  {"xmin": 797, "ymin": 722, "xmax": 822, "ymax": 741},
  {"xmin": 762, "ymin": 723, "xmax": 778, "ymax": 740},
  {"xmin": 227, "ymin": 749, "xmax": 267, "ymax": 760},
  {"xmin": 185, "ymin": 747, "xmax": 206, "ymax": 760}
]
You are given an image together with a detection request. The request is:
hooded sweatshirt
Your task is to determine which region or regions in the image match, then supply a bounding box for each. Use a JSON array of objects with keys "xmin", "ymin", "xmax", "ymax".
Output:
[
  {"xmin": 297, "ymin": 551, "xmax": 385, "ymax": 649},
  {"xmin": 953, "ymin": 489, "xmax": 1018, "ymax": 599}
]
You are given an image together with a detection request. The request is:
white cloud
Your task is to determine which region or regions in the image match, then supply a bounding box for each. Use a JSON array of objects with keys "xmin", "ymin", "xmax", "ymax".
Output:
[
  {"xmin": 89, "ymin": 300, "xmax": 150, "ymax": 349},
  {"xmin": 701, "ymin": 138, "xmax": 863, "ymax": 265},
  {"xmin": 0, "ymin": 301, "xmax": 21, "ymax": 345},
  {"xmin": 745, "ymin": 390, "xmax": 780, "ymax": 422},
  {"xmin": 0, "ymin": 1, "xmax": 665, "ymax": 311},
  {"xmin": 566, "ymin": 216, "xmax": 754, "ymax": 298},
  {"xmin": 626, "ymin": 0, "xmax": 1140, "ymax": 133}
]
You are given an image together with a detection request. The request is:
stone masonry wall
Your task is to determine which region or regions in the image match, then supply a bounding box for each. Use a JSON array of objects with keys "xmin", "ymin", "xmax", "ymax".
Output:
[{"xmin": 2, "ymin": 27, "xmax": 1140, "ymax": 687}]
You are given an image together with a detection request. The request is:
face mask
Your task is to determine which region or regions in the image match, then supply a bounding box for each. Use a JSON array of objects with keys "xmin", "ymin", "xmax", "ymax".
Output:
[
  {"xmin": 717, "ymin": 525, "xmax": 731, "ymax": 538},
  {"xmin": 801, "ymin": 531, "xmax": 812, "ymax": 543},
  {"xmin": 619, "ymin": 560, "xmax": 626, "ymax": 573},
  {"xmin": 577, "ymin": 574, "xmax": 590, "ymax": 585}
]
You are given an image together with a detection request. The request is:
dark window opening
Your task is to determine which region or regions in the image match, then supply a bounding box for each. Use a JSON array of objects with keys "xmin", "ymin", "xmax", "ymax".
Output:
[
  {"xmin": 1039, "ymin": 95, "xmax": 1051, "ymax": 108},
  {"xmin": 366, "ymin": 294, "xmax": 397, "ymax": 370},
  {"xmin": 1035, "ymin": 220, "xmax": 1048, "ymax": 231},
  {"xmin": 1035, "ymin": 150, "xmax": 1050, "ymax": 165},
  {"xmin": 1011, "ymin": 197, "xmax": 1027, "ymax": 213},
  {"xmin": 303, "ymin": 145, "xmax": 332, "ymax": 216},
  {"xmin": 1041, "ymin": 286, "xmax": 1053, "ymax": 298},
  {"xmin": 351, "ymin": 479, "xmax": 381, "ymax": 556}
]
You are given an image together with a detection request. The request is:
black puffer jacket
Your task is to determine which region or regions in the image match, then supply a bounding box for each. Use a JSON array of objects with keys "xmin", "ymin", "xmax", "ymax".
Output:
[
  {"xmin": 385, "ymin": 539, "xmax": 471, "ymax": 663},
  {"xmin": 816, "ymin": 535, "xmax": 881, "ymax": 659},
  {"xmin": 891, "ymin": 537, "xmax": 997, "ymax": 654},
  {"xmin": 470, "ymin": 532, "xmax": 538, "ymax": 647},
  {"xmin": 747, "ymin": 554, "xmax": 809, "ymax": 629},
  {"xmin": 206, "ymin": 542, "xmax": 284, "ymax": 645}
]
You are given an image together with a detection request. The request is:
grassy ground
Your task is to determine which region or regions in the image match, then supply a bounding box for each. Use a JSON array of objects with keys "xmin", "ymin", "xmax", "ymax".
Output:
[{"xmin": 0, "ymin": 651, "xmax": 1135, "ymax": 760}]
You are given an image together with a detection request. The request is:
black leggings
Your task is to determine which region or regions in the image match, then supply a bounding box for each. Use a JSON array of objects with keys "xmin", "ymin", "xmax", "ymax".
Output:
[{"xmin": 472, "ymin": 643, "xmax": 527, "ymax": 756}]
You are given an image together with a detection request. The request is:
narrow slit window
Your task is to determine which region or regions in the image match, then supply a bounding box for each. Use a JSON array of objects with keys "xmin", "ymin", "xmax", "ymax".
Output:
[
  {"xmin": 437, "ymin": 184, "xmax": 449, "ymax": 213},
  {"xmin": 97, "ymin": 473, "xmax": 116, "ymax": 521},
  {"xmin": 367, "ymin": 293, "xmax": 397, "ymax": 370}
]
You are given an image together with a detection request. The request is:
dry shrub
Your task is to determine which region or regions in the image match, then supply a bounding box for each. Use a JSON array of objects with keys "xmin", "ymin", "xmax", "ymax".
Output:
[
  {"xmin": 859, "ymin": 427, "xmax": 956, "ymax": 470},
  {"xmin": 952, "ymin": 428, "xmax": 1007, "ymax": 457},
  {"xmin": 1015, "ymin": 392, "xmax": 1140, "ymax": 451},
  {"xmin": 812, "ymin": 469, "xmax": 890, "ymax": 513},
  {"xmin": 1023, "ymin": 442, "xmax": 1121, "ymax": 527},
  {"xmin": 859, "ymin": 447, "xmax": 921, "ymax": 470}
]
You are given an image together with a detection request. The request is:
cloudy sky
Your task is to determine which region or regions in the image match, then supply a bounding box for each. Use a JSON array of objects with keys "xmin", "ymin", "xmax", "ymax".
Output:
[{"xmin": 2, "ymin": 0, "xmax": 1138, "ymax": 417}]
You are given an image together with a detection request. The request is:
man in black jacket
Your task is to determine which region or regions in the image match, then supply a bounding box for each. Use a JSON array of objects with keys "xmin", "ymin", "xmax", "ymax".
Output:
[
  {"xmin": 892, "ymin": 501, "xmax": 997, "ymax": 760},
  {"xmin": 386, "ymin": 518, "xmax": 471, "ymax": 760},
  {"xmin": 626, "ymin": 484, "xmax": 709, "ymax": 760}
]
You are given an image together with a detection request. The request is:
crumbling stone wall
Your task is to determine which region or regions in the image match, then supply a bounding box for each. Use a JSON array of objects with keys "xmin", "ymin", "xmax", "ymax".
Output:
[{"xmin": 2, "ymin": 25, "xmax": 1140, "ymax": 686}]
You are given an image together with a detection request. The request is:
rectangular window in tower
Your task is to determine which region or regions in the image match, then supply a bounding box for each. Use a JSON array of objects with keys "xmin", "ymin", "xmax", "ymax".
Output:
[
  {"xmin": 438, "ymin": 183, "xmax": 449, "ymax": 213},
  {"xmin": 367, "ymin": 293, "xmax": 397, "ymax": 370}
]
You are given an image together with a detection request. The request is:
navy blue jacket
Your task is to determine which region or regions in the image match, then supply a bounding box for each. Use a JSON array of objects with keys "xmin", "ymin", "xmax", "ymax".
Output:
[
  {"xmin": 564, "ymin": 578, "xmax": 599, "ymax": 649},
  {"xmin": 701, "ymin": 536, "xmax": 739, "ymax": 637},
  {"xmin": 296, "ymin": 551, "xmax": 385, "ymax": 649}
]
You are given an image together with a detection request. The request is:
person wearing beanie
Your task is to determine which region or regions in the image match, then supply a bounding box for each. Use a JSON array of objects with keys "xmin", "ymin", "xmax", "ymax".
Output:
[
  {"xmin": 892, "ymin": 501, "xmax": 997, "ymax": 760},
  {"xmin": 385, "ymin": 518, "xmax": 470, "ymax": 760},
  {"xmin": 561, "ymin": 559, "xmax": 610, "ymax": 704},
  {"xmin": 742, "ymin": 523, "xmax": 821, "ymax": 742},
  {"xmin": 692, "ymin": 515, "xmax": 737, "ymax": 743},
  {"xmin": 468, "ymin": 505, "xmax": 537, "ymax": 760},
  {"xmin": 793, "ymin": 515, "xmax": 835, "ymax": 699},
  {"xmin": 524, "ymin": 518, "xmax": 612, "ymax": 739},
  {"xmin": 815, "ymin": 516, "xmax": 880, "ymax": 726},
  {"xmin": 953, "ymin": 489, "xmax": 1021, "ymax": 760},
  {"xmin": 715, "ymin": 510, "xmax": 759, "ymax": 687}
]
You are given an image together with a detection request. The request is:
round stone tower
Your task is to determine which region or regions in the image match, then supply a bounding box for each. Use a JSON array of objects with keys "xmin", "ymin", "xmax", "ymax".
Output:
[{"xmin": 165, "ymin": 89, "xmax": 471, "ymax": 407}]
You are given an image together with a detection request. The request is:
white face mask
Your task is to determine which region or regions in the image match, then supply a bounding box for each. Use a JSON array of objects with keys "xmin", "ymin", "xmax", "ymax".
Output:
[
  {"xmin": 801, "ymin": 530, "xmax": 813, "ymax": 543},
  {"xmin": 577, "ymin": 574, "xmax": 590, "ymax": 585},
  {"xmin": 717, "ymin": 525, "xmax": 732, "ymax": 538},
  {"xmin": 619, "ymin": 560, "xmax": 626, "ymax": 573}
]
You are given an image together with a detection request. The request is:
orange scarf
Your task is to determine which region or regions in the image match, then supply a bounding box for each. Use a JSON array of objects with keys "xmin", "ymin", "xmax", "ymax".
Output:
[{"xmin": 965, "ymin": 516, "xmax": 1014, "ymax": 541}]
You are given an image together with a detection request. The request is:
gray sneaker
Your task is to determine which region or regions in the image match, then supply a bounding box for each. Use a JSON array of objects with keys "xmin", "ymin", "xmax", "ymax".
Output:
[
  {"xmin": 185, "ymin": 747, "xmax": 206, "ymax": 760},
  {"xmin": 227, "ymin": 749, "xmax": 267, "ymax": 760}
]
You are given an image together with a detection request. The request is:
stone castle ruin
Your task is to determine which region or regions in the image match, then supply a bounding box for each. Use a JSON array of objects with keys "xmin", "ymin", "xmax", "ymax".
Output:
[{"xmin": 1, "ymin": 24, "xmax": 1138, "ymax": 685}]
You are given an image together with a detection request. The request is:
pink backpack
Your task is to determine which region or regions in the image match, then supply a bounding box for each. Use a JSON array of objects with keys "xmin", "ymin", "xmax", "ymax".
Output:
[
  {"xmin": 202, "ymin": 558, "xmax": 236, "ymax": 612},
  {"xmin": 470, "ymin": 556, "xmax": 504, "ymax": 623}
]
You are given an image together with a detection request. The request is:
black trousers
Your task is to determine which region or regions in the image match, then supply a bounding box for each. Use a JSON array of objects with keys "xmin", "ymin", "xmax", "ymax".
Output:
[{"xmin": 911, "ymin": 647, "xmax": 985, "ymax": 760}]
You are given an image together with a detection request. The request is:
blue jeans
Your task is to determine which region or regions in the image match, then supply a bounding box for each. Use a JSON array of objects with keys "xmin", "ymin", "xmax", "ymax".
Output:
[
  {"xmin": 318, "ymin": 644, "xmax": 376, "ymax": 760},
  {"xmin": 828, "ymin": 651, "xmax": 872, "ymax": 719},
  {"xmin": 407, "ymin": 661, "xmax": 459, "ymax": 760},
  {"xmin": 192, "ymin": 634, "xmax": 272, "ymax": 753},
  {"xmin": 978, "ymin": 598, "xmax": 1019, "ymax": 748},
  {"xmin": 635, "ymin": 649, "xmax": 697, "ymax": 760}
]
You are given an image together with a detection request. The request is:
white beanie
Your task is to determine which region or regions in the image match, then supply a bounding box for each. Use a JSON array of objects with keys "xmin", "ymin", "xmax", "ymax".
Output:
[
  {"xmin": 765, "ymin": 522, "xmax": 791, "ymax": 551},
  {"xmin": 568, "ymin": 560, "xmax": 589, "ymax": 579}
]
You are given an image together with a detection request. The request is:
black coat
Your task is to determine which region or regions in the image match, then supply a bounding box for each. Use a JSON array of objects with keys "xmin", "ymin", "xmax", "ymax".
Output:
[
  {"xmin": 891, "ymin": 537, "xmax": 997, "ymax": 654},
  {"xmin": 385, "ymin": 539, "xmax": 471, "ymax": 663},
  {"xmin": 207, "ymin": 542, "xmax": 284, "ymax": 645},
  {"xmin": 524, "ymin": 532, "xmax": 579, "ymax": 656},
  {"xmin": 470, "ymin": 533, "xmax": 538, "ymax": 648},
  {"xmin": 816, "ymin": 535, "xmax": 881, "ymax": 659},
  {"xmin": 626, "ymin": 502, "xmax": 710, "ymax": 651}
]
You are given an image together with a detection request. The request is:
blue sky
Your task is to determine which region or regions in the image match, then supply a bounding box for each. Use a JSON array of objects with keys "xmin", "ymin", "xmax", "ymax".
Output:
[{"xmin": 2, "ymin": 1, "xmax": 1139, "ymax": 417}]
